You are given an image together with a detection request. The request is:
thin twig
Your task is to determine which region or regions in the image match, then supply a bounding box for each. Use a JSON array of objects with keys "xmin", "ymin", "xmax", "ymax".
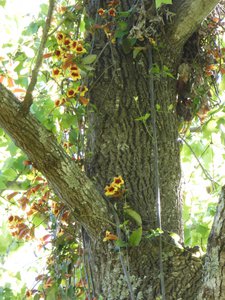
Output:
[
  {"xmin": 21, "ymin": 0, "xmax": 55, "ymax": 114},
  {"xmin": 180, "ymin": 135, "xmax": 219, "ymax": 186},
  {"xmin": 48, "ymin": 17, "xmax": 66, "ymax": 37}
]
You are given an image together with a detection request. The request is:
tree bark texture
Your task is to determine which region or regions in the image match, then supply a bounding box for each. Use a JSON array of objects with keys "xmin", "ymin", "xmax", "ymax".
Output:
[
  {"xmin": 84, "ymin": 0, "xmax": 223, "ymax": 298},
  {"xmin": 197, "ymin": 185, "xmax": 225, "ymax": 300},
  {"xmin": 0, "ymin": 83, "xmax": 110, "ymax": 239},
  {"xmin": 170, "ymin": 0, "xmax": 222, "ymax": 47},
  {"xmin": 86, "ymin": 233, "xmax": 203, "ymax": 299},
  {"xmin": 0, "ymin": 0, "xmax": 224, "ymax": 299},
  {"xmin": 86, "ymin": 37, "xmax": 182, "ymax": 235}
]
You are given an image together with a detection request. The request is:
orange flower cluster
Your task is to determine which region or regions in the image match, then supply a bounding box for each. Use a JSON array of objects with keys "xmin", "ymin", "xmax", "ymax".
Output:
[
  {"xmin": 56, "ymin": 32, "xmax": 86, "ymax": 54},
  {"xmin": 8, "ymin": 215, "xmax": 34, "ymax": 240},
  {"xmin": 6, "ymin": 175, "xmax": 72, "ymax": 243},
  {"xmin": 98, "ymin": 7, "xmax": 116, "ymax": 17},
  {"xmin": 104, "ymin": 175, "xmax": 125, "ymax": 197},
  {"xmin": 25, "ymin": 275, "xmax": 54, "ymax": 298},
  {"xmin": 50, "ymin": 32, "xmax": 89, "ymax": 107},
  {"xmin": 98, "ymin": 0, "xmax": 119, "ymax": 17}
]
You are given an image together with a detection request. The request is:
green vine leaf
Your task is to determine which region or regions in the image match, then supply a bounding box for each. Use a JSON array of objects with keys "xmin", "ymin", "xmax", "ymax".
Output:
[
  {"xmin": 124, "ymin": 207, "xmax": 142, "ymax": 226},
  {"xmin": 115, "ymin": 239, "xmax": 128, "ymax": 248},
  {"xmin": 128, "ymin": 227, "xmax": 142, "ymax": 246},
  {"xmin": 133, "ymin": 47, "xmax": 145, "ymax": 59},
  {"xmin": 82, "ymin": 54, "xmax": 97, "ymax": 65},
  {"xmin": 147, "ymin": 228, "xmax": 163, "ymax": 239},
  {"xmin": 135, "ymin": 112, "xmax": 150, "ymax": 122},
  {"xmin": 155, "ymin": 0, "xmax": 172, "ymax": 9}
]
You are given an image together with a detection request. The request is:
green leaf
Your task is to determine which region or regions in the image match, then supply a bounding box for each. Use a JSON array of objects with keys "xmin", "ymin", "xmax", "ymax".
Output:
[
  {"xmin": 124, "ymin": 207, "xmax": 142, "ymax": 226},
  {"xmin": 82, "ymin": 54, "xmax": 97, "ymax": 65},
  {"xmin": 32, "ymin": 213, "xmax": 47, "ymax": 227},
  {"xmin": 114, "ymin": 21, "xmax": 129, "ymax": 39},
  {"xmin": 79, "ymin": 19, "xmax": 86, "ymax": 33},
  {"xmin": 0, "ymin": 223, "xmax": 13, "ymax": 253},
  {"xmin": 2, "ymin": 168, "xmax": 17, "ymax": 181},
  {"xmin": 121, "ymin": 37, "xmax": 136, "ymax": 54},
  {"xmin": 84, "ymin": 16, "xmax": 95, "ymax": 31},
  {"xmin": 67, "ymin": 286, "xmax": 75, "ymax": 297},
  {"xmin": 117, "ymin": 10, "xmax": 131, "ymax": 17},
  {"xmin": 162, "ymin": 65, "xmax": 175, "ymax": 78},
  {"xmin": 0, "ymin": 0, "xmax": 6, "ymax": 7},
  {"xmin": 147, "ymin": 228, "xmax": 163, "ymax": 239},
  {"xmin": 133, "ymin": 47, "xmax": 145, "ymax": 59},
  {"xmin": 135, "ymin": 112, "xmax": 150, "ymax": 122},
  {"xmin": 168, "ymin": 104, "xmax": 174, "ymax": 111},
  {"xmin": 69, "ymin": 129, "xmax": 78, "ymax": 144},
  {"xmin": 7, "ymin": 142, "xmax": 19, "ymax": 156},
  {"xmin": 60, "ymin": 114, "xmax": 76, "ymax": 129},
  {"xmin": 156, "ymin": 0, "xmax": 172, "ymax": 9},
  {"xmin": 115, "ymin": 29, "xmax": 129, "ymax": 39},
  {"xmin": 195, "ymin": 224, "xmax": 210, "ymax": 237},
  {"xmin": 22, "ymin": 22, "xmax": 40, "ymax": 36},
  {"xmin": 118, "ymin": 21, "xmax": 128, "ymax": 31},
  {"xmin": 46, "ymin": 284, "xmax": 57, "ymax": 300},
  {"xmin": 156, "ymin": 104, "xmax": 161, "ymax": 111},
  {"xmin": 40, "ymin": 3, "xmax": 49, "ymax": 14},
  {"xmin": 128, "ymin": 227, "xmax": 142, "ymax": 246},
  {"xmin": 0, "ymin": 179, "xmax": 6, "ymax": 190},
  {"xmin": 115, "ymin": 239, "xmax": 128, "ymax": 248},
  {"xmin": 220, "ymin": 74, "xmax": 225, "ymax": 91}
]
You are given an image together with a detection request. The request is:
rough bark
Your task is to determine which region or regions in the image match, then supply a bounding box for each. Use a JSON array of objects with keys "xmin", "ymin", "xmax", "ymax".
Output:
[
  {"xmin": 0, "ymin": 83, "xmax": 110, "ymax": 239},
  {"xmin": 197, "ymin": 185, "xmax": 225, "ymax": 300},
  {"xmin": 85, "ymin": 231, "xmax": 203, "ymax": 299},
  {"xmin": 86, "ymin": 41, "xmax": 182, "ymax": 235},
  {"xmin": 170, "ymin": 0, "xmax": 221, "ymax": 47},
  {"xmin": 83, "ymin": 0, "xmax": 223, "ymax": 298}
]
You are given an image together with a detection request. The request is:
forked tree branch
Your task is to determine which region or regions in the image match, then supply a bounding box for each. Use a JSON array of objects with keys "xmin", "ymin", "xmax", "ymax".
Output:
[
  {"xmin": 0, "ymin": 83, "xmax": 111, "ymax": 239},
  {"xmin": 22, "ymin": 0, "xmax": 55, "ymax": 114},
  {"xmin": 169, "ymin": 0, "xmax": 221, "ymax": 48}
]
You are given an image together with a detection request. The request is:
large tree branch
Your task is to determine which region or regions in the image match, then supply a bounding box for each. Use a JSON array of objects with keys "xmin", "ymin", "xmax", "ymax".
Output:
[
  {"xmin": 169, "ymin": 0, "xmax": 221, "ymax": 48},
  {"xmin": 0, "ymin": 83, "xmax": 111, "ymax": 239},
  {"xmin": 197, "ymin": 185, "xmax": 225, "ymax": 299}
]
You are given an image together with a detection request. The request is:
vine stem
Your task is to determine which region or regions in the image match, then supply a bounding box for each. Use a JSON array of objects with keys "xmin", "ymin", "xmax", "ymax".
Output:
[
  {"xmin": 109, "ymin": 202, "xmax": 135, "ymax": 300},
  {"xmin": 148, "ymin": 46, "xmax": 166, "ymax": 299}
]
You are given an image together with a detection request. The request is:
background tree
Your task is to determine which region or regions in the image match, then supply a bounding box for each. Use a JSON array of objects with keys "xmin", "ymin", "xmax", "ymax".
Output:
[{"xmin": 0, "ymin": 0, "xmax": 225, "ymax": 299}]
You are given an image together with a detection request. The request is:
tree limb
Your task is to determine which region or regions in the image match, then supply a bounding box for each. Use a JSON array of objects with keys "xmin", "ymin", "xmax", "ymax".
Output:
[
  {"xmin": 0, "ymin": 83, "xmax": 111, "ymax": 239},
  {"xmin": 169, "ymin": 0, "xmax": 221, "ymax": 48},
  {"xmin": 197, "ymin": 185, "xmax": 225, "ymax": 299},
  {"xmin": 21, "ymin": 0, "xmax": 55, "ymax": 114}
]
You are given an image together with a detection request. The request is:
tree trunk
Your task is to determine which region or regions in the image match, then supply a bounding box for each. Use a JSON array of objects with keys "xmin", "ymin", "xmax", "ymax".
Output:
[
  {"xmin": 83, "ymin": 1, "xmax": 222, "ymax": 298},
  {"xmin": 83, "ymin": 10, "xmax": 191, "ymax": 300},
  {"xmin": 84, "ymin": 232, "xmax": 204, "ymax": 299},
  {"xmin": 86, "ymin": 28, "xmax": 182, "ymax": 236}
]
